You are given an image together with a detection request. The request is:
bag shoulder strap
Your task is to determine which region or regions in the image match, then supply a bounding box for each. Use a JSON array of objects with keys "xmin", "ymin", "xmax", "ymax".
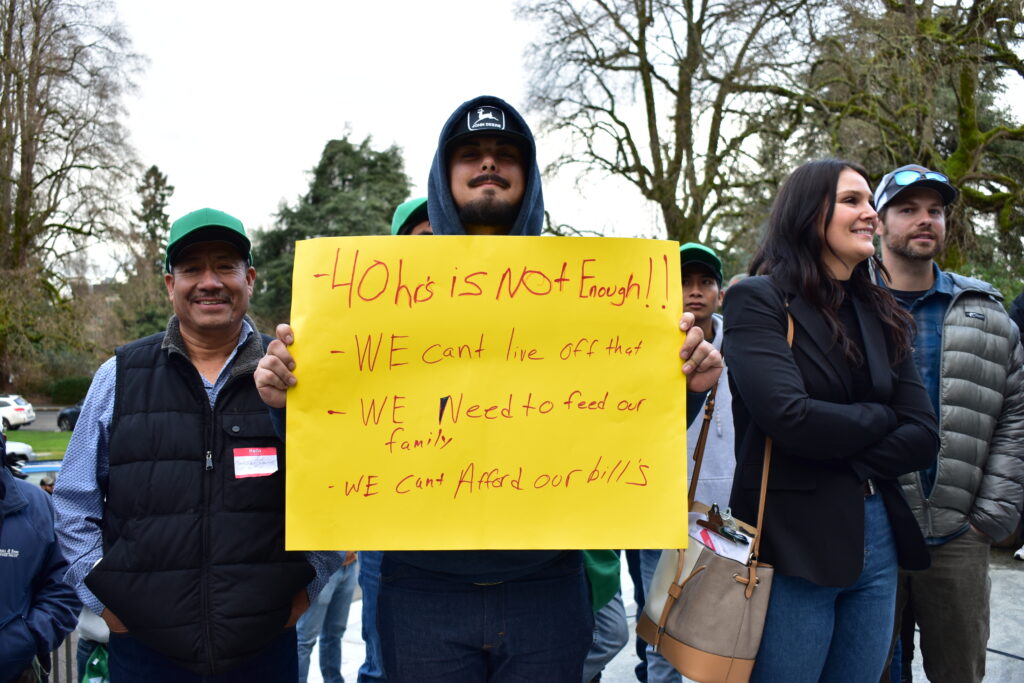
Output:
[
  {"xmin": 665, "ymin": 310, "xmax": 794, "ymax": 602},
  {"xmin": 686, "ymin": 382, "xmax": 719, "ymax": 508},
  {"xmin": 742, "ymin": 309, "xmax": 793, "ymax": 596}
]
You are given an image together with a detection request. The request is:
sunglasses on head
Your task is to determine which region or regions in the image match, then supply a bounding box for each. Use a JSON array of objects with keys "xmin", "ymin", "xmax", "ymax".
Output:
[{"xmin": 891, "ymin": 169, "xmax": 948, "ymax": 186}]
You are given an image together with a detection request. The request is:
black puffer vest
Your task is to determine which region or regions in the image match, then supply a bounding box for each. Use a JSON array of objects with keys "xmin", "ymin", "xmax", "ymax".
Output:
[{"xmin": 85, "ymin": 318, "xmax": 314, "ymax": 674}]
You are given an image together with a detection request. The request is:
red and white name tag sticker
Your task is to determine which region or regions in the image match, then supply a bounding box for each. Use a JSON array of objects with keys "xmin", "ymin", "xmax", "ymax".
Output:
[{"xmin": 233, "ymin": 447, "xmax": 278, "ymax": 478}]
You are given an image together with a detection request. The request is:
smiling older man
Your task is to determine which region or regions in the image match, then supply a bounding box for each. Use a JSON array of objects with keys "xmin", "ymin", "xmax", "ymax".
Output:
[{"xmin": 54, "ymin": 208, "xmax": 341, "ymax": 682}]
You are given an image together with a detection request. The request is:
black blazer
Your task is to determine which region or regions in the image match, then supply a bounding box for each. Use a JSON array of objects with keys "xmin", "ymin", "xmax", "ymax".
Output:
[{"xmin": 723, "ymin": 275, "xmax": 937, "ymax": 587}]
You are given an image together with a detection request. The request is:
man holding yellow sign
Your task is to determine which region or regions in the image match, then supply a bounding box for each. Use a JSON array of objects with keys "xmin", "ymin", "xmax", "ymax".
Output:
[{"xmin": 256, "ymin": 96, "xmax": 722, "ymax": 683}]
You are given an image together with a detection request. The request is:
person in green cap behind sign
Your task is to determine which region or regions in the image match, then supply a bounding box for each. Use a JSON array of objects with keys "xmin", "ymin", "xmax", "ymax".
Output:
[
  {"xmin": 391, "ymin": 197, "xmax": 432, "ymax": 236},
  {"xmin": 53, "ymin": 208, "xmax": 343, "ymax": 681}
]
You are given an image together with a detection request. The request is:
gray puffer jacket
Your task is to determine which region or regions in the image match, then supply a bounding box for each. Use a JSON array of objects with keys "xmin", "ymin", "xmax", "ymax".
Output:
[{"xmin": 899, "ymin": 273, "xmax": 1024, "ymax": 541}]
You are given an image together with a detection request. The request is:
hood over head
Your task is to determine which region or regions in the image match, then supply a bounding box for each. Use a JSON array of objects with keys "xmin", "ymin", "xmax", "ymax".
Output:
[{"xmin": 427, "ymin": 95, "xmax": 543, "ymax": 236}]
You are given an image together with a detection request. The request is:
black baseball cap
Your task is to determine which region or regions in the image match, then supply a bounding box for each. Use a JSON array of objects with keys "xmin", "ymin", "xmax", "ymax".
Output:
[
  {"xmin": 874, "ymin": 164, "xmax": 958, "ymax": 214},
  {"xmin": 443, "ymin": 102, "xmax": 529, "ymax": 158}
]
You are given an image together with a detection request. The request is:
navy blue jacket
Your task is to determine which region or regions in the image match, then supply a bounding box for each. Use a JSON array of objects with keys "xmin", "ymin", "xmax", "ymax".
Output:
[
  {"xmin": 427, "ymin": 95, "xmax": 545, "ymax": 236},
  {"xmin": 0, "ymin": 447, "xmax": 80, "ymax": 682}
]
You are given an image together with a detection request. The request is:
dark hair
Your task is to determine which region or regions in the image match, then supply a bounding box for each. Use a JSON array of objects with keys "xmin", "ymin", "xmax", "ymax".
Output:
[{"xmin": 749, "ymin": 159, "xmax": 914, "ymax": 363}]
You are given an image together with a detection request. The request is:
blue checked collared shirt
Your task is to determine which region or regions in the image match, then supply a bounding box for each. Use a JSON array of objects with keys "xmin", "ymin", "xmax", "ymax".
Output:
[
  {"xmin": 879, "ymin": 263, "xmax": 954, "ymax": 499},
  {"xmin": 53, "ymin": 319, "xmax": 338, "ymax": 615}
]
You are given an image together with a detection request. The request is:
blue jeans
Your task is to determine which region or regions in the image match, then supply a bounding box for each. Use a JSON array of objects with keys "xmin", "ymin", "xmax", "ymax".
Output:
[
  {"xmin": 639, "ymin": 549, "xmax": 684, "ymax": 683},
  {"xmin": 298, "ymin": 558, "xmax": 359, "ymax": 683},
  {"xmin": 624, "ymin": 549, "xmax": 648, "ymax": 682},
  {"xmin": 108, "ymin": 627, "xmax": 297, "ymax": 682},
  {"xmin": 378, "ymin": 552, "xmax": 593, "ymax": 682},
  {"xmin": 76, "ymin": 638, "xmax": 99, "ymax": 679},
  {"xmin": 889, "ymin": 635, "xmax": 904, "ymax": 682},
  {"xmin": 582, "ymin": 590, "xmax": 629, "ymax": 682},
  {"xmin": 751, "ymin": 493, "xmax": 898, "ymax": 683},
  {"xmin": 358, "ymin": 551, "xmax": 386, "ymax": 682}
]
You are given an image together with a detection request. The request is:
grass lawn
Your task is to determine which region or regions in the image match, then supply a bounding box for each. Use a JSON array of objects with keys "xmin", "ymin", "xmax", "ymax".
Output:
[{"xmin": 7, "ymin": 430, "xmax": 70, "ymax": 459}]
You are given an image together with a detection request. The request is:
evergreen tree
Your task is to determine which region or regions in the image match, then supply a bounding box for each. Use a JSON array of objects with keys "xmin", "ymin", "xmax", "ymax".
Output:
[
  {"xmin": 252, "ymin": 137, "xmax": 411, "ymax": 323},
  {"xmin": 115, "ymin": 165, "xmax": 175, "ymax": 340},
  {"xmin": 133, "ymin": 166, "xmax": 176, "ymax": 276}
]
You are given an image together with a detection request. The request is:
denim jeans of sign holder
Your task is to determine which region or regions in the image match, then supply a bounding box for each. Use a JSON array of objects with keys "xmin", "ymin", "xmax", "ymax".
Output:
[
  {"xmin": 357, "ymin": 551, "xmax": 386, "ymax": 682},
  {"xmin": 297, "ymin": 557, "xmax": 359, "ymax": 683},
  {"xmin": 751, "ymin": 494, "xmax": 898, "ymax": 683},
  {"xmin": 377, "ymin": 553, "xmax": 593, "ymax": 683},
  {"xmin": 625, "ymin": 548, "xmax": 649, "ymax": 682}
]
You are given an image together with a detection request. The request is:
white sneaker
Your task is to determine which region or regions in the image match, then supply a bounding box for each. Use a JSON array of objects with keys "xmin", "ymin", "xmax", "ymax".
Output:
[{"xmin": 1015, "ymin": 545, "xmax": 1024, "ymax": 561}]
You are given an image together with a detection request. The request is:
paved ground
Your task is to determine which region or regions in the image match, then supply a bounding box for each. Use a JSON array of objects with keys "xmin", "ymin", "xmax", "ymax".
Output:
[
  {"xmin": 977, "ymin": 548, "xmax": 1024, "ymax": 682},
  {"xmin": 20, "ymin": 407, "xmax": 60, "ymax": 432}
]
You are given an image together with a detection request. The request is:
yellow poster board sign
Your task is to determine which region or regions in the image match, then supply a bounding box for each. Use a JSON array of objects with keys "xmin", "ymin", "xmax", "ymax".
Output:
[{"xmin": 285, "ymin": 235, "xmax": 688, "ymax": 550}]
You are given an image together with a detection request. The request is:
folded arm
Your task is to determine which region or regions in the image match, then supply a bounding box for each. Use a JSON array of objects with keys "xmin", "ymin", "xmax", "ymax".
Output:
[
  {"xmin": 847, "ymin": 351, "xmax": 939, "ymax": 481},
  {"xmin": 724, "ymin": 279, "xmax": 897, "ymax": 459}
]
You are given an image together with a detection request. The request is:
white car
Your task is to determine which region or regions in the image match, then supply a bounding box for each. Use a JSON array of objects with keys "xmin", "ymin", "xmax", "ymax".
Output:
[
  {"xmin": 4, "ymin": 437, "xmax": 35, "ymax": 462},
  {"xmin": 0, "ymin": 394, "xmax": 36, "ymax": 430},
  {"xmin": 2, "ymin": 422, "xmax": 35, "ymax": 478}
]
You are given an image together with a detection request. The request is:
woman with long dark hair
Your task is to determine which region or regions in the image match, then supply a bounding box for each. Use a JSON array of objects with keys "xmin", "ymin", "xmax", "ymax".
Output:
[{"xmin": 723, "ymin": 159, "xmax": 938, "ymax": 681}]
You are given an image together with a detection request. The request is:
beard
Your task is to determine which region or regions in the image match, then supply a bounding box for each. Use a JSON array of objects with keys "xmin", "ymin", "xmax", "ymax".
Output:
[
  {"xmin": 882, "ymin": 230, "xmax": 944, "ymax": 261},
  {"xmin": 458, "ymin": 195, "xmax": 520, "ymax": 232}
]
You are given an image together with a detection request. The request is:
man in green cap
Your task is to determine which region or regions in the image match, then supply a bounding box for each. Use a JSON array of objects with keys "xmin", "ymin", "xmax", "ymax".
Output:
[
  {"xmin": 54, "ymin": 208, "xmax": 341, "ymax": 680},
  {"xmin": 677, "ymin": 241, "xmax": 735, "ymax": 505}
]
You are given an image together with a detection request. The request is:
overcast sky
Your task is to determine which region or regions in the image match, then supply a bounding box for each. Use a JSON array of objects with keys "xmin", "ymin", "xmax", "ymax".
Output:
[
  {"xmin": 112, "ymin": 0, "xmax": 660, "ymax": 250},
  {"xmin": 109, "ymin": 0, "xmax": 1021, "ymax": 278}
]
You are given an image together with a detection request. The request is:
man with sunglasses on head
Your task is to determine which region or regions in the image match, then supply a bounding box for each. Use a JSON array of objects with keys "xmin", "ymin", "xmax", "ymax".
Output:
[{"xmin": 873, "ymin": 164, "xmax": 1024, "ymax": 683}]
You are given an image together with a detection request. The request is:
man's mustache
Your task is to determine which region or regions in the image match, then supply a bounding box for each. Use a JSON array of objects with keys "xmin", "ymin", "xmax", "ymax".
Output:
[{"xmin": 469, "ymin": 173, "xmax": 511, "ymax": 189}]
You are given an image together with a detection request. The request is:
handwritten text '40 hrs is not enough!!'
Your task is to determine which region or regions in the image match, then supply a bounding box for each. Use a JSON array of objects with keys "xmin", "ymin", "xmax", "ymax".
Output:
[{"xmin": 311, "ymin": 250, "xmax": 673, "ymax": 310}]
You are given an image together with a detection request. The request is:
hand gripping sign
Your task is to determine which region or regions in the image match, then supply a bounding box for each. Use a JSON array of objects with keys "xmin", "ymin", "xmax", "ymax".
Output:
[{"xmin": 286, "ymin": 235, "xmax": 687, "ymax": 551}]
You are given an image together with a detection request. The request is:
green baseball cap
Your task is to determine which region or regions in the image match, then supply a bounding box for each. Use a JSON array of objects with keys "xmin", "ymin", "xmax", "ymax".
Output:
[
  {"xmin": 166, "ymin": 208, "xmax": 251, "ymax": 272},
  {"xmin": 391, "ymin": 197, "xmax": 429, "ymax": 235},
  {"xmin": 679, "ymin": 242, "xmax": 723, "ymax": 286}
]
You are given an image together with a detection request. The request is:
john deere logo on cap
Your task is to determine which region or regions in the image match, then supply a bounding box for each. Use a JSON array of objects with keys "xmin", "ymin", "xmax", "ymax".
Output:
[{"xmin": 468, "ymin": 106, "xmax": 505, "ymax": 131}]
